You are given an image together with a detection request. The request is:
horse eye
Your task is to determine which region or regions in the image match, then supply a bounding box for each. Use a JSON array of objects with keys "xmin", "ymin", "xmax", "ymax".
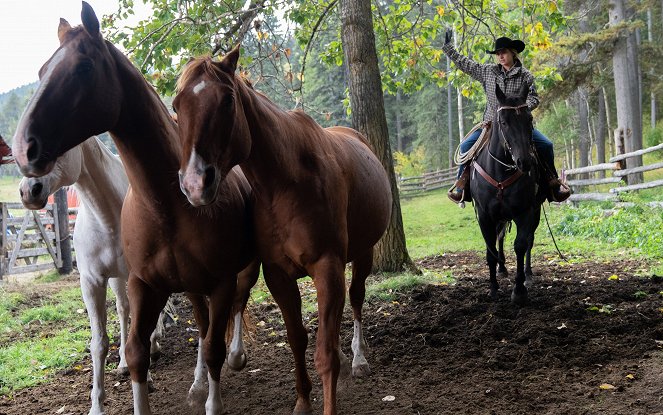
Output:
[
  {"xmin": 76, "ymin": 60, "xmax": 93, "ymax": 75},
  {"xmin": 172, "ymin": 105, "xmax": 177, "ymax": 114}
]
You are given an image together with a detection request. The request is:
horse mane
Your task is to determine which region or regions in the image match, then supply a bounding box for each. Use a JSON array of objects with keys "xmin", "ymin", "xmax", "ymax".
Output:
[{"xmin": 177, "ymin": 56, "xmax": 253, "ymax": 93}]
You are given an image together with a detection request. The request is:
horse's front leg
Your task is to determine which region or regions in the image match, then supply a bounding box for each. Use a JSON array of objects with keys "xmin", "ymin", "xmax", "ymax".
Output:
[
  {"xmin": 228, "ymin": 260, "xmax": 260, "ymax": 371},
  {"xmin": 203, "ymin": 279, "xmax": 236, "ymax": 415},
  {"xmin": 125, "ymin": 275, "xmax": 169, "ymax": 415},
  {"xmin": 512, "ymin": 215, "xmax": 536, "ymax": 305},
  {"xmin": 263, "ymin": 264, "xmax": 313, "ymax": 415},
  {"xmin": 80, "ymin": 273, "xmax": 110, "ymax": 415},
  {"xmin": 186, "ymin": 294, "xmax": 210, "ymax": 411},
  {"xmin": 477, "ymin": 214, "xmax": 500, "ymax": 300},
  {"xmin": 497, "ymin": 229, "xmax": 508, "ymax": 278},
  {"xmin": 310, "ymin": 255, "xmax": 346, "ymax": 415},
  {"xmin": 524, "ymin": 206, "xmax": 542, "ymax": 288}
]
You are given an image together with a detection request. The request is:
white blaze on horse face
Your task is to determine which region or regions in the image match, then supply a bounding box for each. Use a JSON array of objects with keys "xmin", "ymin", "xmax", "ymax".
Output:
[
  {"xmin": 193, "ymin": 80, "xmax": 206, "ymax": 95},
  {"xmin": 180, "ymin": 148, "xmax": 209, "ymax": 205},
  {"xmin": 13, "ymin": 47, "xmax": 69, "ymax": 165}
]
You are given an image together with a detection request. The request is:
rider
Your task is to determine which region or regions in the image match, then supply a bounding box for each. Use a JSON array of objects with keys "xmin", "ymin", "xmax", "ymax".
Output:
[{"xmin": 443, "ymin": 29, "xmax": 570, "ymax": 203}]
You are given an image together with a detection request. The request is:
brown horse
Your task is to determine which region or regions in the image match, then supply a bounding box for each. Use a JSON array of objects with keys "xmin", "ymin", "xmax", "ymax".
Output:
[
  {"xmin": 11, "ymin": 3, "xmax": 258, "ymax": 414},
  {"xmin": 173, "ymin": 48, "xmax": 393, "ymax": 415}
]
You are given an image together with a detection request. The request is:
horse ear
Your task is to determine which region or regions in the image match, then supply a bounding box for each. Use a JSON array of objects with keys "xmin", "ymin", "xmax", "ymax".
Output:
[
  {"xmin": 218, "ymin": 45, "xmax": 241, "ymax": 74},
  {"xmin": 81, "ymin": 1, "xmax": 101, "ymax": 39},
  {"xmin": 58, "ymin": 18, "xmax": 72, "ymax": 45},
  {"xmin": 495, "ymin": 83, "xmax": 506, "ymax": 105}
]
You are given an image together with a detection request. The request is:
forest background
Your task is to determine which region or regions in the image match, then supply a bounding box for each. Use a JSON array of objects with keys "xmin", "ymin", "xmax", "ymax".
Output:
[{"xmin": 0, "ymin": 0, "xmax": 660, "ymax": 180}]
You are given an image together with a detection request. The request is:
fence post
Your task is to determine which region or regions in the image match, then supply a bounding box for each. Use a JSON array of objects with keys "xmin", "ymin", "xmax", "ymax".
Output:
[
  {"xmin": 613, "ymin": 128, "xmax": 626, "ymax": 184},
  {"xmin": 55, "ymin": 188, "xmax": 73, "ymax": 274}
]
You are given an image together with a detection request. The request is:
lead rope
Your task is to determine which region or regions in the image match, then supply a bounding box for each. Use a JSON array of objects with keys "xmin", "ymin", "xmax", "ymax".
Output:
[{"xmin": 542, "ymin": 203, "xmax": 567, "ymax": 262}]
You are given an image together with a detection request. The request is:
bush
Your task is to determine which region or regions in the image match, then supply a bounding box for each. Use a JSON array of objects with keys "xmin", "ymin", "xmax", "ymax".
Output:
[{"xmin": 644, "ymin": 124, "xmax": 663, "ymax": 147}]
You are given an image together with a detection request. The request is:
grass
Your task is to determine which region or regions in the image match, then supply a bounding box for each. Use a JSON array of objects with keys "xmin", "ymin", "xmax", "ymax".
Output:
[{"xmin": 0, "ymin": 176, "xmax": 22, "ymax": 203}]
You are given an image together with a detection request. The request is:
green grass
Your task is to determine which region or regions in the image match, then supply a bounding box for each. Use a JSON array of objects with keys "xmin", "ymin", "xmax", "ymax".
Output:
[
  {"xmin": 0, "ymin": 176, "xmax": 22, "ymax": 203},
  {"xmin": 366, "ymin": 270, "xmax": 454, "ymax": 301}
]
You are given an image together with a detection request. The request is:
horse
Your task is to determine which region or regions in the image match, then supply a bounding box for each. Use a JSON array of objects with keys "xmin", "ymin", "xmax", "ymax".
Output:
[
  {"xmin": 173, "ymin": 47, "xmax": 393, "ymax": 415},
  {"xmin": 469, "ymin": 83, "xmax": 546, "ymax": 305},
  {"xmin": 11, "ymin": 3, "xmax": 258, "ymax": 414},
  {"xmin": 18, "ymin": 136, "xmax": 169, "ymax": 414}
]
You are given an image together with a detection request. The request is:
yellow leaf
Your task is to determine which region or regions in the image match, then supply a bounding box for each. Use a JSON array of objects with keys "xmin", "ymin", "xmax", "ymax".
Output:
[
  {"xmin": 608, "ymin": 275, "xmax": 619, "ymax": 281},
  {"xmin": 599, "ymin": 383, "xmax": 616, "ymax": 390},
  {"xmin": 436, "ymin": 6, "xmax": 445, "ymax": 16},
  {"xmin": 284, "ymin": 48, "xmax": 292, "ymax": 58},
  {"xmin": 188, "ymin": 337, "xmax": 194, "ymax": 342},
  {"xmin": 625, "ymin": 374, "xmax": 635, "ymax": 380},
  {"xmin": 548, "ymin": 2, "xmax": 558, "ymax": 13},
  {"xmin": 461, "ymin": 88, "xmax": 470, "ymax": 98}
]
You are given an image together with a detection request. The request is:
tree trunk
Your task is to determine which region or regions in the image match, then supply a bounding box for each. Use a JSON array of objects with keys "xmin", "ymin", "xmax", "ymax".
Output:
[
  {"xmin": 395, "ymin": 90, "xmax": 403, "ymax": 152},
  {"xmin": 576, "ymin": 88, "xmax": 590, "ymax": 177},
  {"xmin": 55, "ymin": 188, "xmax": 73, "ymax": 274},
  {"xmin": 648, "ymin": 8, "xmax": 656, "ymax": 129},
  {"xmin": 447, "ymin": 56, "xmax": 454, "ymax": 168},
  {"xmin": 609, "ymin": 0, "xmax": 643, "ymax": 184},
  {"xmin": 340, "ymin": 0, "xmax": 415, "ymax": 273},
  {"xmin": 596, "ymin": 89, "xmax": 607, "ymax": 177}
]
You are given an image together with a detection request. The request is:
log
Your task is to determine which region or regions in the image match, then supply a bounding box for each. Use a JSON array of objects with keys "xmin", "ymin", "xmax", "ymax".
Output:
[
  {"xmin": 569, "ymin": 193, "xmax": 619, "ymax": 202},
  {"xmin": 564, "ymin": 162, "xmax": 621, "ymax": 175},
  {"xmin": 610, "ymin": 179, "xmax": 663, "ymax": 193},
  {"xmin": 609, "ymin": 142, "xmax": 663, "ymax": 162},
  {"xmin": 567, "ymin": 177, "xmax": 623, "ymax": 186},
  {"xmin": 613, "ymin": 161, "xmax": 663, "ymax": 177}
]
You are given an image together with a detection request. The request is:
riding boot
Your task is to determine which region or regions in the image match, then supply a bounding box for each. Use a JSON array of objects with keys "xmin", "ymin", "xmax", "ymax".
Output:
[
  {"xmin": 448, "ymin": 165, "xmax": 470, "ymax": 204},
  {"xmin": 548, "ymin": 177, "xmax": 571, "ymax": 202}
]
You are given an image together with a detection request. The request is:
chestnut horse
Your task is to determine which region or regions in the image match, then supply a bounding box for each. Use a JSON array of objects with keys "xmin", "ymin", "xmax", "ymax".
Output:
[
  {"xmin": 11, "ymin": 3, "xmax": 258, "ymax": 414},
  {"xmin": 173, "ymin": 48, "xmax": 392, "ymax": 414}
]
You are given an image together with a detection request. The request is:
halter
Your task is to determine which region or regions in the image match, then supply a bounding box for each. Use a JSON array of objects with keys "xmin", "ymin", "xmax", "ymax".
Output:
[{"xmin": 472, "ymin": 103, "xmax": 530, "ymax": 200}]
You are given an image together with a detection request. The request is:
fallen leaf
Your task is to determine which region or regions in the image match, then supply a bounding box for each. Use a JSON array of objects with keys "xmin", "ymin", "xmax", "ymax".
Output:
[
  {"xmin": 608, "ymin": 275, "xmax": 619, "ymax": 281},
  {"xmin": 625, "ymin": 374, "xmax": 635, "ymax": 380},
  {"xmin": 382, "ymin": 395, "xmax": 396, "ymax": 402},
  {"xmin": 599, "ymin": 383, "xmax": 616, "ymax": 390},
  {"xmin": 557, "ymin": 323, "xmax": 567, "ymax": 330},
  {"xmin": 248, "ymin": 369, "xmax": 261, "ymax": 373},
  {"xmin": 56, "ymin": 406, "xmax": 66, "ymax": 414}
]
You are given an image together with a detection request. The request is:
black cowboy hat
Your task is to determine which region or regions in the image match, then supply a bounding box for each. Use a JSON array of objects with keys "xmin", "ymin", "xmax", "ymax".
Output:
[{"xmin": 486, "ymin": 37, "xmax": 525, "ymax": 54}]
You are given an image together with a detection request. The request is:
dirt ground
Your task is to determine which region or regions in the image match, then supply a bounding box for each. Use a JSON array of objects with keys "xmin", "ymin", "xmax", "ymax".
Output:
[{"xmin": 1, "ymin": 251, "xmax": 663, "ymax": 415}]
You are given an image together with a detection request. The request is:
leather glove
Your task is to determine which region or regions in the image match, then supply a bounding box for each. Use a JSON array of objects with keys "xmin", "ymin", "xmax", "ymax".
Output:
[{"xmin": 445, "ymin": 28, "xmax": 453, "ymax": 45}]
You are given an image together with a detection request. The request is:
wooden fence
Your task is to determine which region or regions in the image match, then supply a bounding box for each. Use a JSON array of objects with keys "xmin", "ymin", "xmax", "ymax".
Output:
[
  {"xmin": 564, "ymin": 132, "xmax": 663, "ymax": 202},
  {"xmin": 0, "ymin": 202, "xmax": 77, "ymax": 279},
  {"xmin": 398, "ymin": 167, "xmax": 456, "ymax": 197}
]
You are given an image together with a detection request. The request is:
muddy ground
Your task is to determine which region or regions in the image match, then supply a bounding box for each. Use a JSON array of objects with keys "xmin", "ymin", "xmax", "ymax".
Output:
[{"xmin": 1, "ymin": 251, "xmax": 663, "ymax": 415}]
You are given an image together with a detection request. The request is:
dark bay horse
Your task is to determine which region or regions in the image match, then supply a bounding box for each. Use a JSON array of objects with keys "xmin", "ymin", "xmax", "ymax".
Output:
[
  {"xmin": 470, "ymin": 84, "xmax": 546, "ymax": 305},
  {"xmin": 11, "ymin": 3, "xmax": 258, "ymax": 414},
  {"xmin": 173, "ymin": 48, "xmax": 392, "ymax": 414}
]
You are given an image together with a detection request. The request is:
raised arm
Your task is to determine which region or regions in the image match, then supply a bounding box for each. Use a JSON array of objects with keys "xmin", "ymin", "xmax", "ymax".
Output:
[{"xmin": 442, "ymin": 29, "xmax": 487, "ymax": 83}]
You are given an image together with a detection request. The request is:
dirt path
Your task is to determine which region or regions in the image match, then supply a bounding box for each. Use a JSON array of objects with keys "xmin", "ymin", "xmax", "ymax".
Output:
[{"xmin": 1, "ymin": 252, "xmax": 663, "ymax": 414}]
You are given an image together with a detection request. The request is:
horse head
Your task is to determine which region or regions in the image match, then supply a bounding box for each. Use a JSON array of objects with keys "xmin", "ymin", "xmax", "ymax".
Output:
[
  {"xmin": 494, "ymin": 83, "xmax": 534, "ymax": 173},
  {"xmin": 19, "ymin": 144, "xmax": 83, "ymax": 209},
  {"xmin": 12, "ymin": 2, "xmax": 122, "ymax": 177},
  {"xmin": 173, "ymin": 46, "xmax": 251, "ymax": 206}
]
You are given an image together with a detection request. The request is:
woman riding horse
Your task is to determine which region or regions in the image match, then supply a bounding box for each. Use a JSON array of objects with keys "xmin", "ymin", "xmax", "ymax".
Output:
[{"xmin": 443, "ymin": 30, "xmax": 571, "ymax": 204}]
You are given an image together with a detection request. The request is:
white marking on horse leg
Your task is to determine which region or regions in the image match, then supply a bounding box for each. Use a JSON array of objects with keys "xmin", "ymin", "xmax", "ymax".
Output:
[
  {"xmin": 108, "ymin": 277, "xmax": 130, "ymax": 375},
  {"xmin": 351, "ymin": 319, "xmax": 370, "ymax": 377},
  {"xmin": 80, "ymin": 276, "xmax": 109, "ymax": 415},
  {"xmin": 187, "ymin": 340, "xmax": 208, "ymax": 409},
  {"xmin": 227, "ymin": 312, "xmax": 247, "ymax": 371},
  {"xmin": 193, "ymin": 80, "xmax": 206, "ymax": 95},
  {"xmin": 205, "ymin": 372, "xmax": 225, "ymax": 415},
  {"xmin": 132, "ymin": 381, "xmax": 153, "ymax": 415}
]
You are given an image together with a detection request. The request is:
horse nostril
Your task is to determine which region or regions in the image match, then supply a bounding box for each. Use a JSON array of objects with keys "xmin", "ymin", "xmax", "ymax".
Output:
[
  {"xmin": 203, "ymin": 166, "xmax": 216, "ymax": 189},
  {"xmin": 19, "ymin": 188, "xmax": 24, "ymax": 198},
  {"xmin": 26, "ymin": 137, "xmax": 41, "ymax": 163},
  {"xmin": 30, "ymin": 182, "xmax": 43, "ymax": 198}
]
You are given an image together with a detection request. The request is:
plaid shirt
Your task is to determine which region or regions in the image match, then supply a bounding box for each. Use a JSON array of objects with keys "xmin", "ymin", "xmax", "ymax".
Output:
[{"xmin": 443, "ymin": 43, "xmax": 539, "ymax": 122}]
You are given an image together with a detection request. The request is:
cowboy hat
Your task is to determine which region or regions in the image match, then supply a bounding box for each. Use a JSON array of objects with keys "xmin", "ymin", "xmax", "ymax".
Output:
[{"xmin": 486, "ymin": 37, "xmax": 525, "ymax": 54}]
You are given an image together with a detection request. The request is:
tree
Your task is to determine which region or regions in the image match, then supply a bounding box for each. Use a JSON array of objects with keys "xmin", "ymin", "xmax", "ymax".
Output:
[{"xmin": 340, "ymin": 0, "xmax": 415, "ymax": 273}]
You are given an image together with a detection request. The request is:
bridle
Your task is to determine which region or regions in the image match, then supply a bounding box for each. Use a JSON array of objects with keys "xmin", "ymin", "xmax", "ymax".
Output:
[{"xmin": 473, "ymin": 103, "xmax": 531, "ymax": 200}]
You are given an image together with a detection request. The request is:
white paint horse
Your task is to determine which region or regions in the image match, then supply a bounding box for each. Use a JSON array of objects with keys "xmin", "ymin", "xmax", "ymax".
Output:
[{"xmin": 18, "ymin": 136, "xmax": 256, "ymax": 414}]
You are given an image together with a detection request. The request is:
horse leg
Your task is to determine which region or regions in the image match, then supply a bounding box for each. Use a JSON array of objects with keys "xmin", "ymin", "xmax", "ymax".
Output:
[
  {"xmin": 80, "ymin": 273, "xmax": 110, "ymax": 415},
  {"xmin": 525, "ymin": 206, "xmax": 541, "ymax": 288},
  {"xmin": 511, "ymin": 216, "xmax": 535, "ymax": 305},
  {"xmin": 125, "ymin": 275, "xmax": 169, "ymax": 415},
  {"xmin": 263, "ymin": 265, "xmax": 312, "ymax": 415},
  {"xmin": 203, "ymin": 279, "xmax": 236, "ymax": 415},
  {"xmin": 348, "ymin": 248, "xmax": 372, "ymax": 378},
  {"xmin": 186, "ymin": 294, "xmax": 210, "ymax": 410},
  {"xmin": 108, "ymin": 276, "xmax": 130, "ymax": 377},
  {"xmin": 477, "ymin": 216, "xmax": 500, "ymax": 300},
  {"xmin": 228, "ymin": 259, "xmax": 260, "ymax": 371},
  {"xmin": 310, "ymin": 256, "xmax": 346, "ymax": 415},
  {"xmin": 497, "ymin": 229, "xmax": 508, "ymax": 278}
]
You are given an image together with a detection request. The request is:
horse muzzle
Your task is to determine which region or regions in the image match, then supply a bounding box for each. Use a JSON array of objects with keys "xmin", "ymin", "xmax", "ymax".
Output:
[
  {"xmin": 13, "ymin": 135, "xmax": 56, "ymax": 177},
  {"xmin": 179, "ymin": 165, "xmax": 219, "ymax": 207},
  {"xmin": 19, "ymin": 178, "xmax": 49, "ymax": 210}
]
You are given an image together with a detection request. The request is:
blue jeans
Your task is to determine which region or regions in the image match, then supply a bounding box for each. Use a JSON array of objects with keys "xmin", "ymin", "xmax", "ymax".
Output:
[{"xmin": 456, "ymin": 128, "xmax": 554, "ymax": 179}]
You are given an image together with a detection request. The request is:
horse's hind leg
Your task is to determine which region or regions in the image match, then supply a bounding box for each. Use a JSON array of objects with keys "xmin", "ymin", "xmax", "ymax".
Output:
[
  {"xmin": 186, "ymin": 294, "xmax": 210, "ymax": 410},
  {"xmin": 348, "ymin": 248, "xmax": 373, "ymax": 378},
  {"xmin": 125, "ymin": 275, "xmax": 169, "ymax": 415},
  {"xmin": 228, "ymin": 259, "xmax": 260, "ymax": 371},
  {"xmin": 263, "ymin": 265, "xmax": 313, "ymax": 415},
  {"xmin": 80, "ymin": 273, "xmax": 111, "ymax": 415},
  {"xmin": 512, "ymin": 216, "xmax": 536, "ymax": 305},
  {"xmin": 108, "ymin": 275, "xmax": 130, "ymax": 377},
  {"xmin": 525, "ymin": 207, "xmax": 542, "ymax": 288},
  {"xmin": 497, "ymin": 227, "xmax": 508, "ymax": 278},
  {"xmin": 477, "ymin": 217, "xmax": 500, "ymax": 300}
]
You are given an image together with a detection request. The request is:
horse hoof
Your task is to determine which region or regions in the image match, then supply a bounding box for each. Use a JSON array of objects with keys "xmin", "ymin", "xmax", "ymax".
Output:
[
  {"xmin": 497, "ymin": 270, "xmax": 508, "ymax": 278},
  {"xmin": 227, "ymin": 351, "xmax": 247, "ymax": 371},
  {"xmin": 510, "ymin": 288, "xmax": 528, "ymax": 306},
  {"xmin": 147, "ymin": 379, "xmax": 156, "ymax": 393},
  {"xmin": 524, "ymin": 274, "xmax": 534, "ymax": 289},
  {"xmin": 150, "ymin": 350, "xmax": 162, "ymax": 365},
  {"xmin": 188, "ymin": 382, "xmax": 208, "ymax": 409},
  {"xmin": 116, "ymin": 365, "xmax": 130, "ymax": 377},
  {"xmin": 489, "ymin": 288, "xmax": 499, "ymax": 301},
  {"xmin": 352, "ymin": 362, "xmax": 371, "ymax": 378}
]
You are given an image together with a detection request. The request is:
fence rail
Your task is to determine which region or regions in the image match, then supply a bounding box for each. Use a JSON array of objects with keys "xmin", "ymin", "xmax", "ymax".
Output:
[
  {"xmin": 564, "ymin": 130, "xmax": 663, "ymax": 202},
  {"xmin": 398, "ymin": 167, "xmax": 456, "ymax": 197}
]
